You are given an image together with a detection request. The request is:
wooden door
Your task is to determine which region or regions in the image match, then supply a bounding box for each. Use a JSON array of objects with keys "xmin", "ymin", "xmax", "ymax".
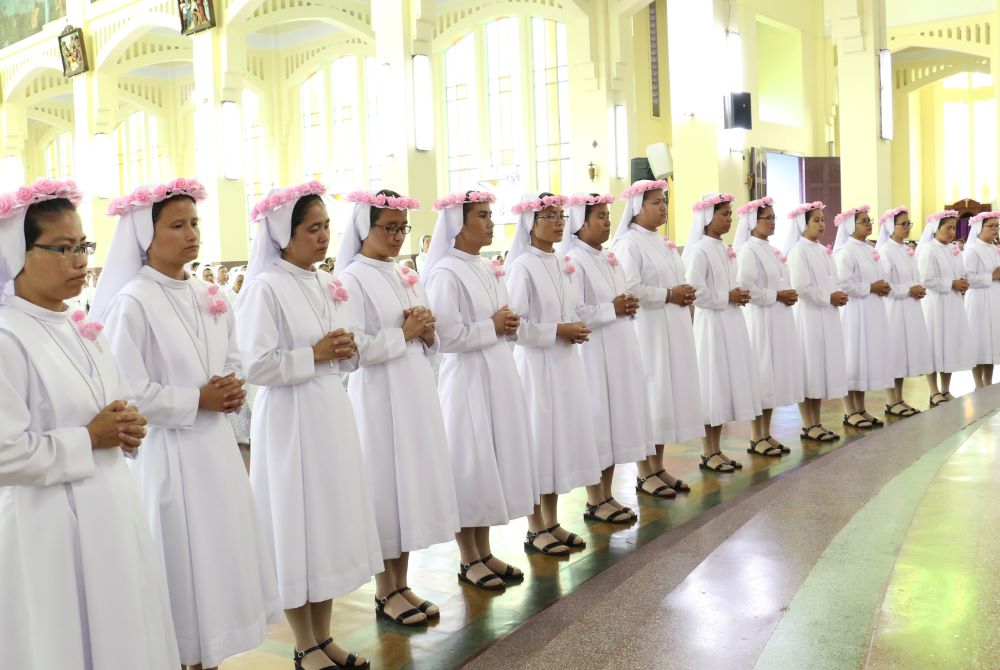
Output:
[{"xmin": 802, "ymin": 157, "xmax": 841, "ymax": 246}]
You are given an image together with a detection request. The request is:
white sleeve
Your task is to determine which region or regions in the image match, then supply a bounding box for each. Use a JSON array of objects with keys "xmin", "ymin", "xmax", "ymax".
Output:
[
  {"xmin": 686, "ymin": 248, "xmax": 728, "ymax": 310},
  {"xmin": 835, "ymin": 249, "xmax": 870, "ymax": 298},
  {"xmin": 918, "ymin": 250, "xmax": 948, "ymax": 293},
  {"xmin": 424, "ymin": 270, "xmax": 497, "ymax": 354},
  {"xmin": 789, "ymin": 248, "xmax": 831, "ymax": 305},
  {"xmin": 342, "ymin": 273, "xmax": 409, "ymax": 366},
  {"xmin": 738, "ymin": 248, "xmax": 776, "ymax": 306},
  {"xmin": 614, "ymin": 239, "xmax": 669, "ymax": 306},
  {"xmin": 237, "ymin": 280, "xmax": 317, "ymax": 386},
  {"xmin": 506, "ymin": 260, "xmax": 557, "ymax": 347},
  {"xmin": 964, "ymin": 250, "xmax": 992, "ymax": 288}
]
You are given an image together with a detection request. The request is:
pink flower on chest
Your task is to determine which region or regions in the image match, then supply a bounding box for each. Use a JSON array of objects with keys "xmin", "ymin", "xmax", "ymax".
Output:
[
  {"xmin": 727, "ymin": 246, "xmax": 737, "ymax": 260},
  {"xmin": 327, "ymin": 279, "xmax": 349, "ymax": 303},
  {"xmin": 606, "ymin": 251, "xmax": 620, "ymax": 267},
  {"xmin": 71, "ymin": 310, "xmax": 104, "ymax": 340},
  {"xmin": 399, "ymin": 266, "xmax": 419, "ymax": 288},
  {"xmin": 774, "ymin": 249, "xmax": 787, "ymax": 264},
  {"xmin": 952, "ymin": 245, "xmax": 961, "ymax": 256},
  {"xmin": 825, "ymin": 244, "xmax": 833, "ymax": 255},
  {"xmin": 907, "ymin": 246, "xmax": 916, "ymax": 257},
  {"xmin": 663, "ymin": 236, "xmax": 677, "ymax": 251},
  {"xmin": 488, "ymin": 259, "xmax": 506, "ymax": 278},
  {"xmin": 563, "ymin": 256, "xmax": 576, "ymax": 275},
  {"xmin": 872, "ymin": 250, "xmax": 881, "ymax": 263}
]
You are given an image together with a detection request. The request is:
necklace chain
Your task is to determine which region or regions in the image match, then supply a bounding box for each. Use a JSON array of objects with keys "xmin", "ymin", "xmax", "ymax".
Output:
[
  {"xmin": 36, "ymin": 319, "xmax": 107, "ymax": 409},
  {"xmin": 159, "ymin": 284, "xmax": 211, "ymax": 377}
]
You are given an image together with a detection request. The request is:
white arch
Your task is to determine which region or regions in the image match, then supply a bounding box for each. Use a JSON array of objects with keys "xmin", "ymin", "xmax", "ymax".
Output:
[
  {"xmin": 95, "ymin": 13, "xmax": 180, "ymax": 70},
  {"xmin": 4, "ymin": 58, "xmax": 64, "ymax": 102},
  {"xmin": 431, "ymin": 1, "xmax": 582, "ymax": 51},
  {"xmin": 230, "ymin": 0, "xmax": 373, "ymax": 41}
]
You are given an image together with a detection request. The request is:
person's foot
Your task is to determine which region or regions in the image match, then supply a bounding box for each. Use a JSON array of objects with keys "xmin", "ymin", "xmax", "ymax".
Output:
[
  {"xmin": 636, "ymin": 473, "xmax": 676, "ymax": 498},
  {"xmin": 819, "ymin": 425, "xmax": 841, "ymax": 440},
  {"xmin": 399, "ymin": 586, "xmax": 439, "ymax": 618},
  {"xmin": 547, "ymin": 524, "xmax": 586, "ymax": 548},
  {"xmin": 655, "ymin": 469, "xmax": 691, "ymax": 492},
  {"xmin": 458, "ymin": 560, "xmax": 504, "ymax": 590},
  {"xmin": 943, "ymin": 391, "xmax": 956, "ymax": 401},
  {"xmin": 605, "ymin": 497, "xmax": 637, "ymax": 519},
  {"xmin": 483, "ymin": 553, "xmax": 524, "ymax": 579},
  {"xmin": 584, "ymin": 500, "xmax": 634, "ymax": 523},
  {"xmin": 718, "ymin": 451, "xmax": 743, "ymax": 469},
  {"xmin": 376, "ymin": 591, "xmax": 427, "ymax": 625},
  {"xmin": 699, "ymin": 452, "xmax": 735, "ymax": 472},
  {"xmin": 295, "ymin": 646, "xmax": 337, "ymax": 670},
  {"xmin": 524, "ymin": 530, "xmax": 569, "ymax": 555},
  {"xmin": 319, "ymin": 637, "xmax": 369, "ymax": 668},
  {"xmin": 764, "ymin": 435, "xmax": 790, "ymax": 453}
]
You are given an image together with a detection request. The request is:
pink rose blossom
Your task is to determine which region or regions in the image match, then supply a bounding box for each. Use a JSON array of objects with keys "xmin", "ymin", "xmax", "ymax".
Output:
[
  {"xmin": 209, "ymin": 299, "xmax": 228, "ymax": 316},
  {"xmin": 952, "ymin": 245, "xmax": 961, "ymax": 256},
  {"xmin": 727, "ymin": 246, "xmax": 737, "ymax": 259},
  {"xmin": 489, "ymin": 259, "xmax": 506, "ymax": 278},
  {"xmin": 71, "ymin": 310, "xmax": 86, "ymax": 323},
  {"xmin": 133, "ymin": 188, "xmax": 151, "ymax": 203},
  {"xmin": 825, "ymin": 244, "xmax": 833, "ymax": 255},
  {"xmin": 663, "ymin": 236, "xmax": 677, "ymax": 251},
  {"xmin": 563, "ymin": 256, "xmax": 576, "ymax": 275},
  {"xmin": 606, "ymin": 251, "xmax": 620, "ymax": 267},
  {"xmin": 152, "ymin": 185, "xmax": 168, "ymax": 199},
  {"xmin": 907, "ymin": 246, "xmax": 916, "ymax": 257},
  {"xmin": 0, "ymin": 194, "xmax": 13, "ymax": 216},
  {"xmin": 15, "ymin": 187, "xmax": 33, "ymax": 204},
  {"xmin": 208, "ymin": 284, "xmax": 220, "ymax": 295},
  {"xmin": 872, "ymin": 251, "xmax": 881, "ymax": 262},
  {"xmin": 71, "ymin": 310, "xmax": 104, "ymax": 340}
]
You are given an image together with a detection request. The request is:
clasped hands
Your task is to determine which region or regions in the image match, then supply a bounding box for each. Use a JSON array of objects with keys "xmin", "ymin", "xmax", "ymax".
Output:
[
  {"xmin": 87, "ymin": 400, "xmax": 147, "ymax": 454},
  {"xmin": 870, "ymin": 280, "xmax": 892, "ymax": 297},
  {"xmin": 492, "ymin": 305, "xmax": 521, "ymax": 336},
  {"xmin": 200, "ymin": 372, "xmax": 248, "ymax": 414},
  {"xmin": 403, "ymin": 306, "xmax": 436, "ymax": 345},
  {"xmin": 613, "ymin": 294, "xmax": 639, "ymax": 318}
]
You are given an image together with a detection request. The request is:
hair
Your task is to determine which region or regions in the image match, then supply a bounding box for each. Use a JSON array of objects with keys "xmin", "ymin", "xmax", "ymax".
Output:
[
  {"xmin": 461, "ymin": 191, "xmax": 479, "ymax": 219},
  {"xmin": 806, "ymin": 208, "xmax": 824, "ymax": 224},
  {"xmin": 714, "ymin": 201, "xmax": 730, "ymax": 213},
  {"xmin": 24, "ymin": 198, "xmax": 77, "ymax": 248},
  {"xmin": 894, "ymin": 212, "xmax": 908, "ymax": 225},
  {"xmin": 151, "ymin": 193, "xmax": 196, "ymax": 225},
  {"xmin": 370, "ymin": 189, "xmax": 402, "ymax": 227},
  {"xmin": 290, "ymin": 193, "xmax": 324, "ymax": 236},
  {"xmin": 533, "ymin": 192, "xmax": 556, "ymax": 222},
  {"xmin": 583, "ymin": 192, "xmax": 603, "ymax": 222}
]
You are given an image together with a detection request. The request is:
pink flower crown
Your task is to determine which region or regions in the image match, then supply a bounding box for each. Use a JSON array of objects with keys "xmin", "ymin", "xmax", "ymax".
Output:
[
  {"xmin": 567, "ymin": 193, "xmax": 615, "ymax": 207},
  {"xmin": 621, "ymin": 180, "xmax": 668, "ymax": 199},
  {"xmin": 878, "ymin": 206, "xmax": 908, "ymax": 227},
  {"xmin": 433, "ymin": 190, "xmax": 496, "ymax": 211},
  {"xmin": 511, "ymin": 194, "xmax": 568, "ymax": 215},
  {"xmin": 970, "ymin": 211, "xmax": 1000, "ymax": 223},
  {"xmin": 0, "ymin": 179, "xmax": 83, "ymax": 218},
  {"xmin": 250, "ymin": 180, "xmax": 326, "ymax": 221},
  {"xmin": 833, "ymin": 205, "xmax": 871, "ymax": 227},
  {"xmin": 926, "ymin": 210, "xmax": 960, "ymax": 224},
  {"xmin": 735, "ymin": 196, "xmax": 773, "ymax": 216},
  {"xmin": 346, "ymin": 190, "xmax": 420, "ymax": 211},
  {"xmin": 788, "ymin": 202, "xmax": 825, "ymax": 219},
  {"xmin": 108, "ymin": 178, "xmax": 208, "ymax": 217},
  {"xmin": 691, "ymin": 193, "xmax": 735, "ymax": 213}
]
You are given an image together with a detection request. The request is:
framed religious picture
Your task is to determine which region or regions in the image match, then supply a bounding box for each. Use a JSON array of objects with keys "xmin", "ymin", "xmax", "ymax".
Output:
[
  {"xmin": 177, "ymin": 0, "xmax": 217, "ymax": 36},
  {"xmin": 58, "ymin": 26, "xmax": 90, "ymax": 78}
]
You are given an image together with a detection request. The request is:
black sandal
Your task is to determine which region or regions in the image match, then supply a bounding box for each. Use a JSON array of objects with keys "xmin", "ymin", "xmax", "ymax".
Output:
[
  {"xmin": 843, "ymin": 412, "xmax": 874, "ymax": 429},
  {"xmin": 524, "ymin": 529, "xmax": 569, "ymax": 556},
  {"xmin": 763, "ymin": 435, "xmax": 791, "ymax": 453},
  {"xmin": 929, "ymin": 393, "xmax": 948, "ymax": 407},
  {"xmin": 654, "ymin": 469, "xmax": 691, "ymax": 492},
  {"xmin": 482, "ymin": 553, "xmax": 524, "ymax": 582},
  {"xmin": 885, "ymin": 401, "xmax": 915, "ymax": 417},
  {"xmin": 458, "ymin": 559, "xmax": 505, "ymax": 591},
  {"xmin": 801, "ymin": 425, "xmax": 835, "ymax": 442},
  {"xmin": 374, "ymin": 590, "xmax": 426, "ymax": 627},
  {"xmin": 699, "ymin": 451, "xmax": 735, "ymax": 473},
  {"xmin": 317, "ymin": 638, "xmax": 370, "ymax": 670},
  {"xmin": 397, "ymin": 586, "xmax": 439, "ymax": 619},
  {"xmin": 295, "ymin": 644, "xmax": 337, "ymax": 670},
  {"xmin": 584, "ymin": 501, "xmax": 635, "ymax": 524},
  {"xmin": 747, "ymin": 438, "xmax": 783, "ymax": 457},
  {"xmin": 604, "ymin": 497, "xmax": 636, "ymax": 518},
  {"xmin": 546, "ymin": 524, "xmax": 585, "ymax": 548},
  {"xmin": 635, "ymin": 473, "xmax": 677, "ymax": 499}
]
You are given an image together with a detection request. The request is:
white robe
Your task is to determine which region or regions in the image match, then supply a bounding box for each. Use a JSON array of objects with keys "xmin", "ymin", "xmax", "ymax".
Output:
[
  {"xmin": 237, "ymin": 259, "xmax": 383, "ymax": 607},
  {"xmin": 684, "ymin": 237, "xmax": 762, "ymax": 426},
  {"xmin": 340, "ymin": 256, "xmax": 460, "ymax": 559},
  {"xmin": 788, "ymin": 239, "xmax": 848, "ymax": 400},
  {"xmin": 918, "ymin": 241, "xmax": 973, "ymax": 373},
  {"xmin": 505, "ymin": 246, "xmax": 603, "ymax": 494},
  {"xmin": 962, "ymin": 238, "xmax": 1000, "ymax": 365},
  {"xmin": 102, "ymin": 266, "xmax": 282, "ymax": 667},
  {"xmin": 737, "ymin": 237, "xmax": 805, "ymax": 409},
  {"xmin": 565, "ymin": 238, "xmax": 655, "ymax": 464},
  {"xmin": 834, "ymin": 238, "xmax": 893, "ymax": 392},
  {"xmin": 0, "ymin": 296, "xmax": 180, "ymax": 670},
  {"xmin": 423, "ymin": 249, "xmax": 539, "ymax": 528},
  {"xmin": 877, "ymin": 239, "xmax": 933, "ymax": 378},
  {"xmin": 610, "ymin": 224, "xmax": 705, "ymax": 443}
]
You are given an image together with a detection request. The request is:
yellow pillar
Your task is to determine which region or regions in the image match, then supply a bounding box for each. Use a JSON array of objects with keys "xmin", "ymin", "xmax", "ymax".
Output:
[
  {"xmin": 828, "ymin": 0, "xmax": 891, "ymax": 212},
  {"xmin": 0, "ymin": 101, "xmax": 28, "ymax": 191},
  {"xmin": 665, "ymin": 0, "xmax": 720, "ymax": 244}
]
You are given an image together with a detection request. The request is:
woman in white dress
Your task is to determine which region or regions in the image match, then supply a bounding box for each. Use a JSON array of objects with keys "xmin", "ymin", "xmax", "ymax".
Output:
[
  {"xmin": 0, "ymin": 179, "xmax": 180, "ymax": 670},
  {"xmin": 558, "ymin": 192, "xmax": 650, "ymax": 521},
  {"xmin": 505, "ymin": 192, "xmax": 604, "ymax": 553},
  {"xmin": 875, "ymin": 207, "xmax": 930, "ymax": 416},
  {"xmin": 683, "ymin": 193, "xmax": 762, "ymax": 469},
  {"xmin": 783, "ymin": 202, "xmax": 848, "ymax": 441},
  {"xmin": 237, "ymin": 182, "xmax": 382, "ymax": 669},
  {"xmin": 832, "ymin": 205, "xmax": 892, "ymax": 429},
  {"xmin": 610, "ymin": 180, "xmax": 706, "ymax": 484},
  {"xmin": 962, "ymin": 211, "xmax": 1000, "ymax": 388},
  {"xmin": 335, "ymin": 189, "xmax": 460, "ymax": 624},
  {"xmin": 423, "ymin": 190, "xmax": 539, "ymax": 589},
  {"xmin": 917, "ymin": 210, "xmax": 972, "ymax": 405},
  {"xmin": 89, "ymin": 180, "xmax": 282, "ymax": 670},
  {"xmin": 734, "ymin": 197, "xmax": 803, "ymax": 454},
  {"xmin": 200, "ymin": 264, "xmax": 216, "ymax": 284}
]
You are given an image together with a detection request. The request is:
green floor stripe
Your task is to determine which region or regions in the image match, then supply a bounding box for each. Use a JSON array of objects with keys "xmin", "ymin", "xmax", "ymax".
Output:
[{"xmin": 752, "ymin": 415, "xmax": 993, "ymax": 670}]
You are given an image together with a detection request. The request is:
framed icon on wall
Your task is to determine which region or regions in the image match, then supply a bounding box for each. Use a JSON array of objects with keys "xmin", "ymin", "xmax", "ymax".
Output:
[
  {"xmin": 178, "ymin": 0, "xmax": 217, "ymax": 36},
  {"xmin": 58, "ymin": 26, "xmax": 90, "ymax": 78}
]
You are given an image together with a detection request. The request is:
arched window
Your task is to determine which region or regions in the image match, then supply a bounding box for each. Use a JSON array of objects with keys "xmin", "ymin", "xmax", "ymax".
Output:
[
  {"xmin": 942, "ymin": 73, "xmax": 996, "ymax": 203},
  {"xmin": 365, "ymin": 56, "xmax": 382, "ymax": 189},
  {"xmin": 330, "ymin": 56, "xmax": 360, "ymax": 192},
  {"xmin": 243, "ymin": 88, "xmax": 272, "ymax": 214},
  {"xmin": 113, "ymin": 111, "xmax": 161, "ymax": 194},
  {"xmin": 43, "ymin": 132, "xmax": 74, "ymax": 179},
  {"xmin": 486, "ymin": 18, "xmax": 522, "ymax": 173},
  {"xmin": 300, "ymin": 69, "xmax": 328, "ymax": 182},
  {"xmin": 531, "ymin": 18, "xmax": 570, "ymax": 193},
  {"xmin": 444, "ymin": 34, "xmax": 478, "ymax": 191}
]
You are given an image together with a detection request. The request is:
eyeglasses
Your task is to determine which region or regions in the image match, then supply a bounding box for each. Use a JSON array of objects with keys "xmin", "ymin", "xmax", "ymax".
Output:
[
  {"xmin": 28, "ymin": 242, "xmax": 97, "ymax": 257},
  {"xmin": 895, "ymin": 221, "xmax": 913, "ymax": 228},
  {"xmin": 372, "ymin": 224, "xmax": 412, "ymax": 236},
  {"xmin": 757, "ymin": 215, "xmax": 776, "ymax": 221},
  {"xmin": 537, "ymin": 214, "xmax": 568, "ymax": 222}
]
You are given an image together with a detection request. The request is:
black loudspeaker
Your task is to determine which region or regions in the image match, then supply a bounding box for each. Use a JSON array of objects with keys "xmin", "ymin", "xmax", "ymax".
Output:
[
  {"xmin": 630, "ymin": 157, "xmax": 655, "ymax": 183},
  {"xmin": 724, "ymin": 92, "xmax": 752, "ymax": 130}
]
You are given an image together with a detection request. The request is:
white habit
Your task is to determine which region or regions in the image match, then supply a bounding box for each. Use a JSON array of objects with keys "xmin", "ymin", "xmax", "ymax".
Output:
[
  {"xmin": 684, "ymin": 237, "xmax": 762, "ymax": 426},
  {"xmin": 877, "ymin": 239, "xmax": 933, "ymax": 378},
  {"xmin": 787, "ymin": 239, "xmax": 848, "ymax": 399},
  {"xmin": 611, "ymin": 225, "xmax": 705, "ymax": 443},
  {"xmin": 237, "ymin": 259, "xmax": 384, "ymax": 606},
  {"xmin": 963, "ymin": 237, "xmax": 1000, "ymax": 365},
  {"xmin": 0, "ymin": 296, "xmax": 180, "ymax": 670},
  {"xmin": 834, "ymin": 238, "xmax": 893, "ymax": 392},
  {"xmin": 423, "ymin": 249, "xmax": 539, "ymax": 528},
  {"xmin": 564, "ymin": 237, "xmax": 655, "ymax": 464},
  {"xmin": 736, "ymin": 237, "xmax": 805, "ymax": 409},
  {"xmin": 340, "ymin": 256, "xmax": 461, "ymax": 559},
  {"xmin": 505, "ymin": 247, "xmax": 604, "ymax": 493},
  {"xmin": 918, "ymin": 241, "xmax": 973, "ymax": 373},
  {"xmin": 102, "ymin": 266, "xmax": 282, "ymax": 666}
]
